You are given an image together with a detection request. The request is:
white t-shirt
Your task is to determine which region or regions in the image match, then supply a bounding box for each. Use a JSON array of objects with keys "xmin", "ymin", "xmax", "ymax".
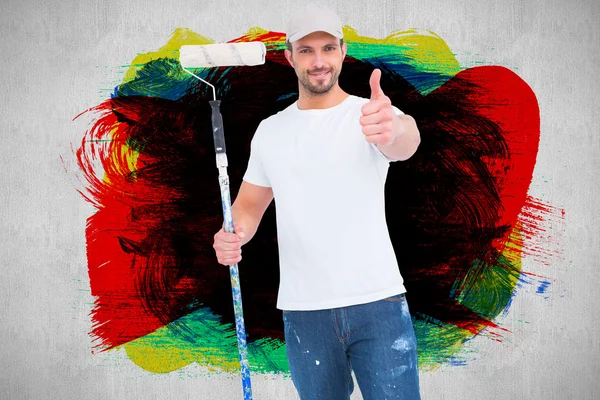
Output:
[{"xmin": 243, "ymin": 95, "xmax": 406, "ymax": 311}]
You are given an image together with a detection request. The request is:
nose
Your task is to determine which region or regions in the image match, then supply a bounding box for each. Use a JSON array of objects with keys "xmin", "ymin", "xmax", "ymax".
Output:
[{"xmin": 311, "ymin": 50, "xmax": 326, "ymax": 69}]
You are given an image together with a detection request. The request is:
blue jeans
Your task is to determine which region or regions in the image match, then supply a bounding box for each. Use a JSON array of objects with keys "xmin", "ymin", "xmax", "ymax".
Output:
[{"xmin": 283, "ymin": 294, "xmax": 421, "ymax": 400}]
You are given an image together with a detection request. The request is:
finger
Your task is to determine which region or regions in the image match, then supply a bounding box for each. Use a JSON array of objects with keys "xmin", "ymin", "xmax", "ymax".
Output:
[
  {"xmin": 221, "ymin": 251, "xmax": 242, "ymax": 263},
  {"xmin": 219, "ymin": 256, "xmax": 242, "ymax": 266},
  {"xmin": 360, "ymin": 111, "xmax": 386, "ymax": 126},
  {"xmin": 369, "ymin": 69, "xmax": 384, "ymax": 100},
  {"xmin": 364, "ymin": 132, "xmax": 393, "ymax": 145},
  {"xmin": 213, "ymin": 226, "xmax": 224, "ymax": 239},
  {"xmin": 214, "ymin": 240, "xmax": 242, "ymax": 252},
  {"xmin": 220, "ymin": 249, "xmax": 242, "ymax": 259},
  {"xmin": 361, "ymin": 97, "xmax": 391, "ymax": 116},
  {"xmin": 361, "ymin": 106, "xmax": 394, "ymax": 127},
  {"xmin": 362, "ymin": 121, "xmax": 393, "ymax": 136},
  {"xmin": 217, "ymin": 232, "xmax": 241, "ymax": 243},
  {"xmin": 218, "ymin": 248, "xmax": 242, "ymax": 261}
]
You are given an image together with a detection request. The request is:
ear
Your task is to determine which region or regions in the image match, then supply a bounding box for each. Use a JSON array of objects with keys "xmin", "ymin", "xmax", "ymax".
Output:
[
  {"xmin": 284, "ymin": 49, "xmax": 294, "ymax": 67},
  {"xmin": 341, "ymin": 42, "xmax": 347, "ymax": 61}
]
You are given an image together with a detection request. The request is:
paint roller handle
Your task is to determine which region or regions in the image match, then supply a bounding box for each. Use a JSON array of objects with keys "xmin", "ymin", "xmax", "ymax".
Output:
[{"xmin": 209, "ymin": 100, "xmax": 227, "ymax": 154}]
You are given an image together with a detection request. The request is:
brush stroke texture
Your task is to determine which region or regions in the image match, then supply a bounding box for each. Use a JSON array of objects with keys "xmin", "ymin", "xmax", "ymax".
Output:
[{"xmin": 74, "ymin": 28, "xmax": 551, "ymax": 372}]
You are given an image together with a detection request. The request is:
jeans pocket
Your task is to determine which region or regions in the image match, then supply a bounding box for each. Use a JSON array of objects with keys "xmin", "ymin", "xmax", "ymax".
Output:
[{"xmin": 383, "ymin": 293, "xmax": 406, "ymax": 302}]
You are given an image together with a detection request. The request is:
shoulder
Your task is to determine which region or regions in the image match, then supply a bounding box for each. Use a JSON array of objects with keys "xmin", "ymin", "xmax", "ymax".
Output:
[
  {"xmin": 253, "ymin": 103, "xmax": 296, "ymax": 141},
  {"xmin": 346, "ymin": 95, "xmax": 369, "ymax": 108},
  {"xmin": 346, "ymin": 95, "xmax": 404, "ymax": 115},
  {"xmin": 263, "ymin": 102, "xmax": 297, "ymax": 126},
  {"xmin": 333, "ymin": 95, "xmax": 368, "ymax": 119},
  {"xmin": 258, "ymin": 103, "xmax": 296, "ymax": 130}
]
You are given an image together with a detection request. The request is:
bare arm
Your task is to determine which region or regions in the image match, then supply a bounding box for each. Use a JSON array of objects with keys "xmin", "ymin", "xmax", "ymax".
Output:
[
  {"xmin": 231, "ymin": 180, "xmax": 274, "ymax": 246},
  {"xmin": 213, "ymin": 180, "xmax": 273, "ymax": 265}
]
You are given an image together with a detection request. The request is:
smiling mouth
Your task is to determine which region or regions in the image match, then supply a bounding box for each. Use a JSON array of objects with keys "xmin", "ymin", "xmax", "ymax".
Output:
[{"xmin": 309, "ymin": 70, "xmax": 330, "ymax": 79}]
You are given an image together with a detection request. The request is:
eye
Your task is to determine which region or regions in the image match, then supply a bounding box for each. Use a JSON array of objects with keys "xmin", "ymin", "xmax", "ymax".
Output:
[
  {"xmin": 325, "ymin": 46, "xmax": 336, "ymax": 51},
  {"xmin": 299, "ymin": 49, "xmax": 311, "ymax": 54}
]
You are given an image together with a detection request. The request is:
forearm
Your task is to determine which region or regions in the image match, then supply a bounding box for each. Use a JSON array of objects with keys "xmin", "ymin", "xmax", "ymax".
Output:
[
  {"xmin": 231, "ymin": 202, "xmax": 262, "ymax": 246},
  {"xmin": 227, "ymin": 180, "xmax": 274, "ymax": 245},
  {"xmin": 378, "ymin": 114, "xmax": 421, "ymax": 161}
]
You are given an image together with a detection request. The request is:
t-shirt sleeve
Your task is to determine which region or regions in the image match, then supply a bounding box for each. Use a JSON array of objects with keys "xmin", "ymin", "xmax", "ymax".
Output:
[
  {"xmin": 371, "ymin": 105, "xmax": 405, "ymax": 163},
  {"xmin": 243, "ymin": 126, "xmax": 272, "ymax": 188}
]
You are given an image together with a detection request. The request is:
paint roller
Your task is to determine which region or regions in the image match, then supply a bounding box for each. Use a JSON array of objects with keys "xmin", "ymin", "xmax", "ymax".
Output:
[{"xmin": 179, "ymin": 42, "xmax": 266, "ymax": 400}]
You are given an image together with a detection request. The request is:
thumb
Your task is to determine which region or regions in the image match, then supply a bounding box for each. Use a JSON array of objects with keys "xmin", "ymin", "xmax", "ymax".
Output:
[
  {"xmin": 234, "ymin": 223, "xmax": 245, "ymax": 238},
  {"xmin": 369, "ymin": 69, "xmax": 383, "ymax": 100}
]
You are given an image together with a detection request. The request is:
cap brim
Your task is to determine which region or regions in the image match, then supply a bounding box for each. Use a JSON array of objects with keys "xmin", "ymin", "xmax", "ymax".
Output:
[{"xmin": 287, "ymin": 29, "xmax": 343, "ymax": 43}]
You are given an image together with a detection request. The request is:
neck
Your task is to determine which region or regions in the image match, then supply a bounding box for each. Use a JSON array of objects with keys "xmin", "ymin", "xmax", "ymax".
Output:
[{"xmin": 296, "ymin": 84, "xmax": 349, "ymax": 110}]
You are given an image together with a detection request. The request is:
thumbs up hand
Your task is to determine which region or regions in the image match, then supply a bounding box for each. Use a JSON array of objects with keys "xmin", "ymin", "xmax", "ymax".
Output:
[{"xmin": 360, "ymin": 69, "xmax": 405, "ymax": 146}]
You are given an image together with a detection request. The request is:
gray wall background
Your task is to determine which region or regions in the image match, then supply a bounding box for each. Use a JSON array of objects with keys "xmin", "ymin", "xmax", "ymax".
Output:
[{"xmin": 1, "ymin": 0, "xmax": 598, "ymax": 398}]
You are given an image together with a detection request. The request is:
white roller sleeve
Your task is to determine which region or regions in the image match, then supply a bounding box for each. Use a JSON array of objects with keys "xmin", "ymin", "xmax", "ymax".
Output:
[{"xmin": 179, "ymin": 42, "xmax": 266, "ymax": 68}]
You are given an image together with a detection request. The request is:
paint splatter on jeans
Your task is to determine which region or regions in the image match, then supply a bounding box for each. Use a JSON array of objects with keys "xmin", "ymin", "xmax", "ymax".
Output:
[{"xmin": 283, "ymin": 294, "xmax": 421, "ymax": 399}]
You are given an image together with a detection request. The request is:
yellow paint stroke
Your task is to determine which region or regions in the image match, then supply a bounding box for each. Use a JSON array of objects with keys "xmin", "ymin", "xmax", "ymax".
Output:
[
  {"xmin": 102, "ymin": 27, "xmax": 475, "ymax": 373},
  {"xmin": 110, "ymin": 26, "xmax": 461, "ymax": 180},
  {"xmin": 344, "ymin": 26, "xmax": 461, "ymax": 74},
  {"xmin": 499, "ymin": 221, "xmax": 524, "ymax": 273},
  {"xmin": 124, "ymin": 340, "xmax": 241, "ymax": 374}
]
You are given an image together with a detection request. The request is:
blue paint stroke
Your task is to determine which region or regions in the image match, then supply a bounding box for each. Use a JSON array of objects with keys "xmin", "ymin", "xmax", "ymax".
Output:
[{"xmin": 536, "ymin": 280, "xmax": 551, "ymax": 295}]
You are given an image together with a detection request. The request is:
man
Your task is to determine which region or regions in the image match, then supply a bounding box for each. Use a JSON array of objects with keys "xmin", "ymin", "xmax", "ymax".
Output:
[{"xmin": 213, "ymin": 4, "xmax": 421, "ymax": 399}]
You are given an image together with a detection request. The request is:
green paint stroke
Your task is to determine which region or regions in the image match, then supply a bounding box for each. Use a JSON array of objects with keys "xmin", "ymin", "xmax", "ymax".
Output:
[
  {"xmin": 117, "ymin": 27, "xmax": 462, "ymax": 100},
  {"xmin": 123, "ymin": 307, "xmax": 289, "ymax": 374},
  {"xmin": 414, "ymin": 318, "xmax": 474, "ymax": 369},
  {"xmin": 453, "ymin": 254, "xmax": 521, "ymax": 319},
  {"xmin": 112, "ymin": 27, "xmax": 517, "ymax": 374},
  {"xmin": 343, "ymin": 27, "xmax": 461, "ymax": 94},
  {"xmin": 415, "ymin": 231, "xmax": 523, "ymax": 369}
]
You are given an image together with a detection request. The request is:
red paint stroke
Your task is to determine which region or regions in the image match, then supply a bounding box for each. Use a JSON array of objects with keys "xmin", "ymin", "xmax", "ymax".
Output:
[
  {"xmin": 390, "ymin": 66, "xmax": 541, "ymax": 337},
  {"xmin": 76, "ymin": 99, "xmax": 215, "ymax": 349},
  {"xmin": 515, "ymin": 196, "xmax": 566, "ymax": 267},
  {"xmin": 76, "ymin": 55, "xmax": 546, "ymax": 353},
  {"xmin": 432, "ymin": 66, "xmax": 541, "ymax": 249}
]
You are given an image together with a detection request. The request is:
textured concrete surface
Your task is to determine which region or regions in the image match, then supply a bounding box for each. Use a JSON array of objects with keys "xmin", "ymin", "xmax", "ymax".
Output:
[{"xmin": 1, "ymin": 0, "xmax": 598, "ymax": 398}]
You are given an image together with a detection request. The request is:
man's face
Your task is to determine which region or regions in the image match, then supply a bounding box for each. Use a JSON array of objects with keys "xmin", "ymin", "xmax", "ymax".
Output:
[{"xmin": 285, "ymin": 31, "xmax": 346, "ymax": 95}]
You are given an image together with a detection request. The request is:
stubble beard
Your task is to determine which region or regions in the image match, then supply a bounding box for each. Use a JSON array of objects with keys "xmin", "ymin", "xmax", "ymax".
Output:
[{"xmin": 298, "ymin": 66, "xmax": 340, "ymax": 96}]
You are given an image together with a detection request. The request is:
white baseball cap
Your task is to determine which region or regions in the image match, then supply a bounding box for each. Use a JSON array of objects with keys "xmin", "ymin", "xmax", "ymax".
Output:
[{"xmin": 285, "ymin": 4, "xmax": 343, "ymax": 43}]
